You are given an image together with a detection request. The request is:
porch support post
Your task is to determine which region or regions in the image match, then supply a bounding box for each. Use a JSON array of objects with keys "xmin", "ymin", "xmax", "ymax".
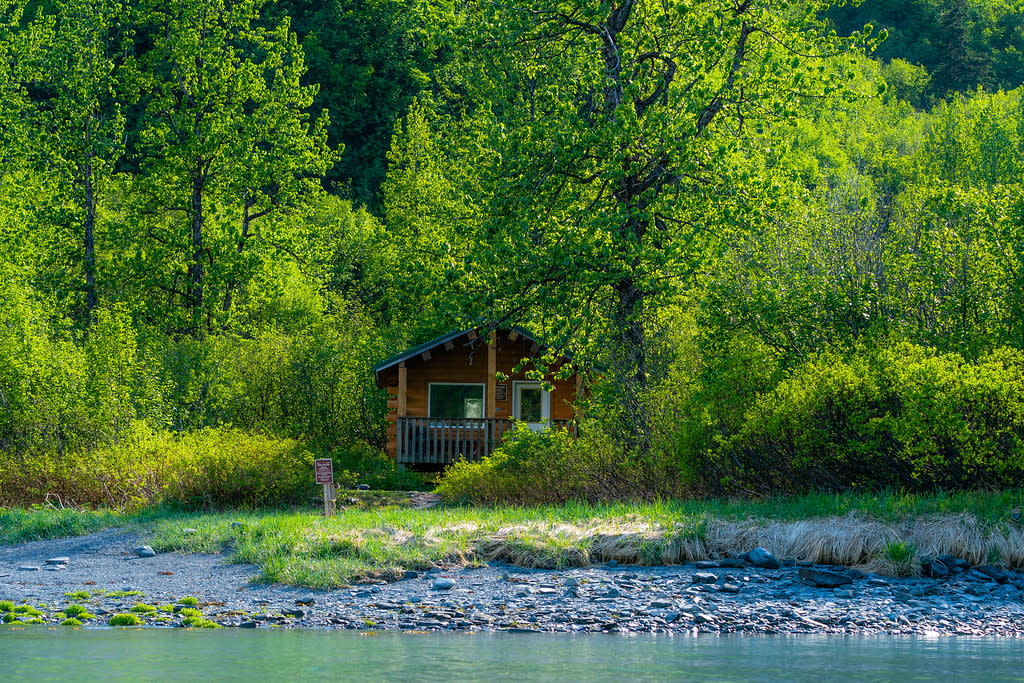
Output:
[
  {"xmin": 397, "ymin": 362, "xmax": 408, "ymax": 463},
  {"xmin": 486, "ymin": 331, "xmax": 497, "ymax": 419},
  {"xmin": 398, "ymin": 362, "xmax": 407, "ymax": 417}
]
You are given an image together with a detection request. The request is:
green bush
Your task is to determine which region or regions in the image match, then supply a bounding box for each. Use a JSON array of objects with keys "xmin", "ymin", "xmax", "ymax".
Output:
[
  {"xmin": 108, "ymin": 613, "xmax": 142, "ymax": 626},
  {"xmin": 437, "ymin": 421, "xmax": 677, "ymax": 504},
  {"xmin": 685, "ymin": 343, "xmax": 1024, "ymax": 494},
  {"xmin": 0, "ymin": 427, "xmax": 317, "ymax": 509}
]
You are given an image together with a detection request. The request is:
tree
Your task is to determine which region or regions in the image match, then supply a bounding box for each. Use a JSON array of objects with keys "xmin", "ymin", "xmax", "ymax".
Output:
[
  {"xmin": 450, "ymin": 0, "xmax": 872, "ymax": 450},
  {"xmin": 136, "ymin": 0, "xmax": 333, "ymax": 336},
  {"xmin": 32, "ymin": 0, "xmax": 131, "ymax": 327}
]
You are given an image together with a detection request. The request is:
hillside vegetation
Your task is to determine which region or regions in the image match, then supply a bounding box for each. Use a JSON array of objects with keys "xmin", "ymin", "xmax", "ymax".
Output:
[{"xmin": 0, "ymin": 0, "xmax": 1022, "ymax": 507}]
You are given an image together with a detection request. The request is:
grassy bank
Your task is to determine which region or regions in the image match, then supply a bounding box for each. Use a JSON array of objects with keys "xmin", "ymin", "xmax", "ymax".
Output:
[{"xmin": 3, "ymin": 490, "xmax": 1022, "ymax": 587}]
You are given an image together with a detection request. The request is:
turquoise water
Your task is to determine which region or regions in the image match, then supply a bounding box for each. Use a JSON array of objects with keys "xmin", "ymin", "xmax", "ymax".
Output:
[{"xmin": 1, "ymin": 628, "xmax": 1022, "ymax": 682}]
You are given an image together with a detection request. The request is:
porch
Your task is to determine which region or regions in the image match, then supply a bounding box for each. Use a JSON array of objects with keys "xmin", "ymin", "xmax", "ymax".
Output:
[{"xmin": 396, "ymin": 416, "xmax": 574, "ymax": 466}]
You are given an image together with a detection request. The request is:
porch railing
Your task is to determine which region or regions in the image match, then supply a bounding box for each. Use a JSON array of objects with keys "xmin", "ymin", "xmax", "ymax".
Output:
[{"xmin": 396, "ymin": 417, "xmax": 573, "ymax": 466}]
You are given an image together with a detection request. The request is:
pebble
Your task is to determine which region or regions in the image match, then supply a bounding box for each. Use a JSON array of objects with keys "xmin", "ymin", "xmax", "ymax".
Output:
[
  {"xmin": 134, "ymin": 545, "xmax": 156, "ymax": 558},
  {"xmin": 432, "ymin": 578, "xmax": 455, "ymax": 590},
  {"xmin": 45, "ymin": 557, "xmax": 70, "ymax": 565}
]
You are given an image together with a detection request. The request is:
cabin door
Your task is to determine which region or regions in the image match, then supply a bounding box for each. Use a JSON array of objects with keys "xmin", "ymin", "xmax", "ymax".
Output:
[{"xmin": 512, "ymin": 381, "xmax": 550, "ymax": 431}]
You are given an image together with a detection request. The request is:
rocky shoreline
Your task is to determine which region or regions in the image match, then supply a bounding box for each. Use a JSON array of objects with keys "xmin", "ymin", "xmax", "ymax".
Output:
[{"xmin": 2, "ymin": 529, "xmax": 1023, "ymax": 636}]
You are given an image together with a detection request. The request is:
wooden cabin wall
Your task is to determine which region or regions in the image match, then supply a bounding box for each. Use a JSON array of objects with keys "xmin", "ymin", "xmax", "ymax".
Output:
[{"xmin": 382, "ymin": 333, "xmax": 578, "ymax": 460}]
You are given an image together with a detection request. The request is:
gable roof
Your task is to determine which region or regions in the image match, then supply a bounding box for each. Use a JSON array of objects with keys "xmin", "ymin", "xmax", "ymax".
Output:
[{"xmin": 372, "ymin": 325, "xmax": 560, "ymax": 388}]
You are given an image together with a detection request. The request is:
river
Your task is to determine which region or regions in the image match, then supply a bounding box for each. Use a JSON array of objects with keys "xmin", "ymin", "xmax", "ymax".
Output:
[{"xmin": 1, "ymin": 628, "xmax": 1022, "ymax": 681}]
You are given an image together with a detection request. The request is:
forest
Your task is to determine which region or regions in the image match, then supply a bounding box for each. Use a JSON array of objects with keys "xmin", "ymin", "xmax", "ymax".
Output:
[{"xmin": 0, "ymin": 0, "xmax": 1022, "ymax": 508}]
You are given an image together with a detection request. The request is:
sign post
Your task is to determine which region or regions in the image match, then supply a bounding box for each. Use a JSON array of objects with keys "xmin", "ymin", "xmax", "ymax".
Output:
[{"xmin": 314, "ymin": 459, "xmax": 335, "ymax": 516}]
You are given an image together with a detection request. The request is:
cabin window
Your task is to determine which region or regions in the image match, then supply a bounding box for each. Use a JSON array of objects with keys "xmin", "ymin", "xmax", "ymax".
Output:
[{"xmin": 428, "ymin": 383, "xmax": 485, "ymax": 419}]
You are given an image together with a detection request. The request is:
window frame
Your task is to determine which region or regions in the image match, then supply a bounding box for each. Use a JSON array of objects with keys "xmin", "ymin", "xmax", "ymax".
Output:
[{"xmin": 427, "ymin": 382, "xmax": 487, "ymax": 420}]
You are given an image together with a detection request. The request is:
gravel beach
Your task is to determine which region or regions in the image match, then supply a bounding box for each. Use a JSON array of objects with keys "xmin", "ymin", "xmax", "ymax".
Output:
[{"xmin": 2, "ymin": 529, "xmax": 1023, "ymax": 635}]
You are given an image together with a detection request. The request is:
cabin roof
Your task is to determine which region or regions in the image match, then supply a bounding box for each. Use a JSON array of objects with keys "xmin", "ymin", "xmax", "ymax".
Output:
[{"xmin": 372, "ymin": 325, "xmax": 561, "ymax": 388}]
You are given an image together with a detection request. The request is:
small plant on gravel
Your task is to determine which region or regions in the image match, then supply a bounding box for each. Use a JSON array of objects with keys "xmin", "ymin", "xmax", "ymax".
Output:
[
  {"xmin": 63, "ymin": 591, "xmax": 91, "ymax": 601},
  {"xmin": 13, "ymin": 605, "xmax": 43, "ymax": 616},
  {"xmin": 24, "ymin": 618, "xmax": 45, "ymax": 624},
  {"xmin": 158, "ymin": 604, "xmax": 175, "ymax": 613},
  {"xmin": 109, "ymin": 613, "xmax": 142, "ymax": 626},
  {"xmin": 130, "ymin": 603, "xmax": 158, "ymax": 614},
  {"xmin": 62, "ymin": 604, "xmax": 94, "ymax": 619},
  {"xmin": 883, "ymin": 540, "xmax": 917, "ymax": 576},
  {"xmin": 60, "ymin": 618, "xmax": 82, "ymax": 626},
  {"xmin": 178, "ymin": 608, "xmax": 202, "ymax": 618},
  {"xmin": 3, "ymin": 613, "xmax": 17, "ymax": 623},
  {"xmin": 106, "ymin": 590, "xmax": 144, "ymax": 598},
  {"xmin": 178, "ymin": 596, "xmax": 199, "ymax": 606},
  {"xmin": 182, "ymin": 616, "xmax": 221, "ymax": 629},
  {"xmin": 0, "ymin": 600, "xmax": 13, "ymax": 612}
]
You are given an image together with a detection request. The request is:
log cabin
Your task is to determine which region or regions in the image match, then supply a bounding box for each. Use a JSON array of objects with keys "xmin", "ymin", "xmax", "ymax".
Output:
[{"xmin": 373, "ymin": 326, "xmax": 581, "ymax": 469}]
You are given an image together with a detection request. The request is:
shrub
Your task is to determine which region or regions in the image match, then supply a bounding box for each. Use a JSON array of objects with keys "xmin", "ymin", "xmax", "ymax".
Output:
[
  {"xmin": 437, "ymin": 421, "xmax": 677, "ymax": 504},
  {"xmin": 108, "ymin": 613, "xmax": 142, "ymax": 626},
  {"xmin": 0, "ymin": 427, "xmax": 317, "ymax": 509},
  {"xmin": 60, "ymin": 618, "xmax": 82, "ymax": 626},
  {"xmin": 683, "ymin": 342, "xmax": 1024, "ymax": 494}
]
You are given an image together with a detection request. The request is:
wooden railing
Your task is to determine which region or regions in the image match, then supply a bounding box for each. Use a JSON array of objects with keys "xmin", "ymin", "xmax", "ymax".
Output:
[{"xmin": 396, "ymin": 417, "xmax": 574, "ymax": 466}]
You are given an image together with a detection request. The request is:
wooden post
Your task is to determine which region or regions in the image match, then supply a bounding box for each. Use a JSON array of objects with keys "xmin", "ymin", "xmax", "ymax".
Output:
[
  {"xmin": 398, "ymin": 362, "xmax": 407, "ymax": 417},
  {"xmin": 323, "ymin": 483, "xmax": 336, "ymax": 517},
  {"xmin": 487, "ymin": 331, "xmax": 497, "ymax": 419}
]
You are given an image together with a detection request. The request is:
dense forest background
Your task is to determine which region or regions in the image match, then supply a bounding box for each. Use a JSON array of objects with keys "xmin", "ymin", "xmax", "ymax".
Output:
[{"xmin": 1, "ymin": 0, "xmax": 1023, "ymax": 506}]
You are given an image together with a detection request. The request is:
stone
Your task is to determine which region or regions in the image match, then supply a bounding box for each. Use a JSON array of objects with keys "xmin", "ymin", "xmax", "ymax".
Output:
[
  {"xmin": 605, "ymin": 561, "xmax": 619, "ymax": 568},
  {"xmin": 403, "ymin": 570, "xmax": 419, "ymax": 580},
  {"xmin": 18, "ymin": 565, "xmax": 40, "ymax": 572},
  {"xmin": 604, "ymin": 587, "xmax": 621, "ymax": 598},
  {"xmin": 718, "ymin": 558, "xmax": 748, "ymax": 568},
  {"xmin": 134, "ymin": 545, "xmax": 156, "ymax": 558},
  {"xmin": 296, "ymin": 596, "xmax": 316, "ymax": 606},
  {"xmin": 747, "ymin": 547, "xmax": 781, "ymax": 570},
  {"xmin": 183, "ymin": 528, "xmax": 198, "ymax": 536},
  {"xmin": 693, "ymin": 572, "xmax": 718, "ymax": 584},
  {"xmin": 432, "ymin": 578, "xmax": 455, "ymax": 590},
  {"xmin": 975, "ymin": 565, "xmax": 1010, "ymax": 584},
  {"xmin": 695, "ymin": 561, "xmax": 719, "ymax": 569},
  {"xmin": 719, "ymin": 583, "xmax": 741, "ymax": 594},
  {"xmin": 239, "ymin": 621, "xmax": 258, "ymax": 628},
  {"xmin": 355, "ymin": 483, "xmax": 370, "ymax": 490},
  {"xmin": 282, "ymin": 609, "xmax": 304, "ymax": 618},
  {"xmin": 927, "ymin": 558, "xmax": 951, "ymax": 579},
  {"xmin": 564, "ymin": 577, "xmax": 580, "ymax": 587},
  {"xmin": 798, "ymin": 567, "xmax": 853, "ymax": 588},
  {"xmin": 694, "ymin": 613, "xmax": 716, "ymax": 624},
  {"xmin": 937, "ymin": 554, "xmax": 970, "ymax": 573},
  {"xmin": 45, "ymin": 556, "xmax": 70, "ymax": 565}
]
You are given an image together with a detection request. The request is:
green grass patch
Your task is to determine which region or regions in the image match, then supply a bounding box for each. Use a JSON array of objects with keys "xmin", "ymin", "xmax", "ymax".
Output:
[
  {"xmin": 182, "ymin": 616, "xmax": 221, "ymax": 628},
  {"xmin": 108, "ymin": 613, "xmax": 142, "ymax": 626},
  {"xmin": 177, "ymin": 596, "xmax": 199, "ymax": 606},
  {"xmin": 60, "ymin": 618, "xmax": 82, "ymax": 626},
  {"xmin": 178, "ymin": 608, "xmax": 202, "ymax": 618},
  {"xmin": 63, "ymin": 591, "xmax": 92, "ymax": 601},
  {"xmin": 61, "ymin": 604, "xmax": 94, "ymax": 619},
  {"xmin": 105, "ymin": 590, "xmax": 144, "ymax": 598},
  {"xmin": 130, "ymin": 603, "xmax": 158, "ymax": 614},
  {"xmin": 0, "ymin": 600, "xmax": 13, "ymax": 612},
  {"xmin": 13, "ymin": 605, "xmax": 42, "ymax": 616}
]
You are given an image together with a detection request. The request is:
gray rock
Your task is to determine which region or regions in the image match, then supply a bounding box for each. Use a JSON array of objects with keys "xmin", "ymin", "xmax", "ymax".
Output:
[
  {"xmin": 695, "ymin": 560, "xmax": 719, "ymax": 569},
  {"xmin": 45, "ymin": 556, "xmax": 70, "ymax": 565},
  {"xmin": 605, "ymin": 560, "xmax": 619, "ymax": 568},
  {"xmin": 927, "ymin": 558, "xmax": 951, "ymax": 579},
  {"xmin": 355, "ymin": 483, "xmax": 370, "ymax": 490},
  {"xmin": 296, "ymin": 596, "xmax": 316, "ymax": 606},
  {"xmin": 747, "ymin": 547, "xmax": 781, "ymax": 570},
  {"xmin": 719, "ymin": 583, "xmax": 741, "ymax": 594},
  {"xmin": 693, "ymin": 572, "xmax": 718, "ymax": 584},
  {"xmin": 18, "ymin": 565, "xmax": 40, "ymax": 572},
  {"xmin": 282, "ymin": 609, "xmax": 304, "ymax": 618},
  {"xmin": 694, "ymin": 613, "xmax": 716, "ymax": 624},
  {"xmin": 975, "ymin": 565, "xmax": 1010, "ymax": 584},
  {"xmin": 432, "ymin": 578, "xmax": 455, "ymax": 590},
  {"xmin": 239, "ymin": 621, "xmax": 258, "ymax": 628},
  {"xmin": 798, "ymin": 567, "xmax": 852, "ymax": 588},
  {"xmin": 403, "ymin": 570, "xmax": 419, "ymax": 580},
  {"xmin": 604, "ymin": 587, "xmax": 621, "ymax": 598},
  {"xmin": 134, "ymin": 545, "xmax": 156, "ymax": 558},
  {"xmin": 564, "ymin": 577, "xmax": 580, "ymax": 587},
  {"xmin": 183, "ymin": 528, "xmax": 198, "ymax": 536},
  {"xmin": 937, "ymin": 554, "xmax": 970, "ymax": 573},
  {"xmin": 718, "ymin": 558, "xmax": 748, "ymax": 568}
]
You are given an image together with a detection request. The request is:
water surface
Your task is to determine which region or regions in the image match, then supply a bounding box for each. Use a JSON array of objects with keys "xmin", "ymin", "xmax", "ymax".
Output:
[{"xmin": 1, "ymin": 628, "xmax": 1021, "ymax": 682}]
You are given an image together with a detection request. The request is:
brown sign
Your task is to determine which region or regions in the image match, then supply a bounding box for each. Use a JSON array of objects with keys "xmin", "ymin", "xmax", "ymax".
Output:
[
  {"xmin": 314, "ymin": 459, "xmax": 334, "ymax": 484},
  {"xmin": 495, "ymin": 383, "xmax": 508, "ymax": 401}
]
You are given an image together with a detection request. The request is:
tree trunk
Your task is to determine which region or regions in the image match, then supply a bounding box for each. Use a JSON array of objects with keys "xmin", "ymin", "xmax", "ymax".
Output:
[
  {"xmin": 189, "ymin": 161, "xmax": 205, "ymax": 337},
  {"xmin": 83, "ymin": 160, "xmax": 98, "ymax": 328}
]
